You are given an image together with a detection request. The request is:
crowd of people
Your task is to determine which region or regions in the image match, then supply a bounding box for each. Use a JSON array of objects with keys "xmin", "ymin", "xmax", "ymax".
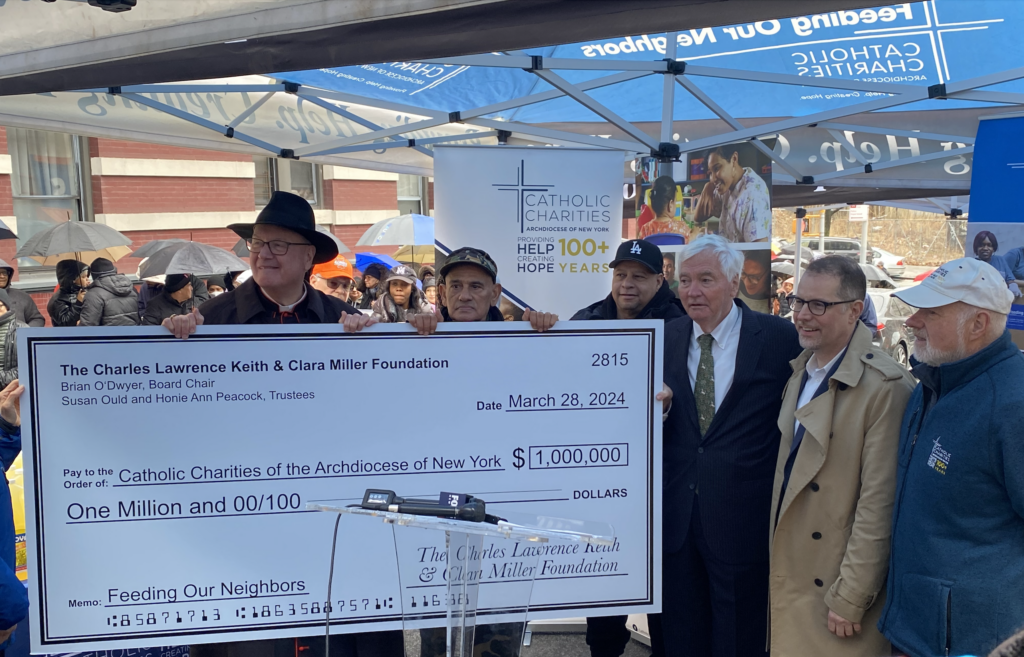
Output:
[
  {"xmin": 164, "ymin": 193, "xmax": 1024, "ymax": 657},
  {"xmin": 0, "ymin": 189, "xmax": 1019, "ymax": 657}
]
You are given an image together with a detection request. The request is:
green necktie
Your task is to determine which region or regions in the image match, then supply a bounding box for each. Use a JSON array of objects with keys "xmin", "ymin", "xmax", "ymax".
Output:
[{"xmin": 695, "ymin": 333, "xmax": 716, "ymax": 435}]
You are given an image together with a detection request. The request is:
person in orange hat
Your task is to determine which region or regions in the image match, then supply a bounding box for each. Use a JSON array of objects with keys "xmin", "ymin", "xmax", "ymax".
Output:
[{"xmin": 309, "ymin": 255, "xmax": 355, "ymax": 303}]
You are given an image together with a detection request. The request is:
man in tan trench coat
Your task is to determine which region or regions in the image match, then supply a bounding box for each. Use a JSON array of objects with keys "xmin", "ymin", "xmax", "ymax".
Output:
[{"xmin": 769, "ymin": 256, "xmax": 914, "ymax": 657}]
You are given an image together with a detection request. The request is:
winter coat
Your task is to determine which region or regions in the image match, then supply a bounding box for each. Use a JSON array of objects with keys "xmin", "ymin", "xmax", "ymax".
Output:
[
  {"xmin": 79, "ymin": 273, "xmax": 140, "ymax": 326},
  {"xmin": 2, "ymin": 288, "xmax": 43, "ymax": 328},
  {"xmin": 878, "ymin": 330, "xmax": 1024, "ymax": 657},
  {"xmin": 142, "ymin": 290, "xmax": 200, "ymax": 326},
  {"xmin": 48, "ymin": 260, "xmax": 89, "ymax": 327},
  {"xmin": 198, "ymin": 278, "xmax": 358, "ymax": 325},
  {"xmin": 769, "ymin": 323, "xmax": 914, "ymax": 657},
  {"xmin": 570, "ymin": 280, "xmax": 685, "ymax": 321},
  {"xmin": 47, "ymin": 290, "xmax": 84, "ymax": 327},
  {"xmin": 0, "ymin": 311, "xmax": 20, "ymax": 389},
  {"xmin": 370, "ymin": 290, "xmax": 433, "ymax": 323},
  {"xmin": 0, "ymin": 262, "xmax": 43, "ymax": 327},
  {"xmin": 0, "ymin": 417, "xmax": 29, "ymax": 646}
]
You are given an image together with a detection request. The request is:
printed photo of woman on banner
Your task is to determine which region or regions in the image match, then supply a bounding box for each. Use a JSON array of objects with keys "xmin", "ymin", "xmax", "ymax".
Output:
[
  {"xmin": 635, "ymin": 141, "xmax": 773, "ymax": 247},
  {"xmin": 641, "ymin": 140, "xmax": 775, "ymax": 314}
]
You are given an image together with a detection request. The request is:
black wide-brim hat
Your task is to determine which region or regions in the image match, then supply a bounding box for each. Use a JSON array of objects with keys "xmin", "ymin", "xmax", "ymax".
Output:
[{"xmin": 228, "ymin": 191, "xmax": 338, "ymax": 264}]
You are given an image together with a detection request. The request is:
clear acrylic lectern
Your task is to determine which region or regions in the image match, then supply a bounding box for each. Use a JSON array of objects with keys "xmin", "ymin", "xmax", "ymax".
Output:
[{"xmin": 307, "ymin": 502, "xmax": 615, "ymax": 657}]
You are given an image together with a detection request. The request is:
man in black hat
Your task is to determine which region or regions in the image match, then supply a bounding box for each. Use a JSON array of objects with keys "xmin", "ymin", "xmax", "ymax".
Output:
[
  {"xmin": 164, "ymin": 191, "xmax": 360, "ymax": 337},
  {"xmin": 572, "ymin": 239, "xmax": 685, "ymax": 323},
  {"xmin": 165, "ymin": 192, "xmax": 400, "ymax": 657},
  {"xmin": 142, "ymin": 274, "xmax": 197, "ymax": 326}
]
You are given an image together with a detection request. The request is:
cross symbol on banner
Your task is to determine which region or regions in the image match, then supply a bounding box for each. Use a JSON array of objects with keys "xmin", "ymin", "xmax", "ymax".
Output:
[{"xmin": 493, "ymin": 159, "xmax": 555, "ymax": 233}]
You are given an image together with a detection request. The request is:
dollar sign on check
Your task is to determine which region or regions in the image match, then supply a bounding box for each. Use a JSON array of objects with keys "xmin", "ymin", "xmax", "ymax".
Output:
[{"xmin": 512, "ymin": 447, "xmax": 525, "ymax": 470}]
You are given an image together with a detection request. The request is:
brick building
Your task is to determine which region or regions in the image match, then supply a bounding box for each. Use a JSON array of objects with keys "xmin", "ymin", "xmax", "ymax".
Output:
[{"xmin": 0, "ymin": 126, "xmax": 432, "ymax": 325}]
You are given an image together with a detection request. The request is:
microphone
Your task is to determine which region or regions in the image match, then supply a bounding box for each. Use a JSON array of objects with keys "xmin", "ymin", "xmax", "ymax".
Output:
[{"xmin": 359, "ymin": 489, "xmax": 499, "ymax": 523}]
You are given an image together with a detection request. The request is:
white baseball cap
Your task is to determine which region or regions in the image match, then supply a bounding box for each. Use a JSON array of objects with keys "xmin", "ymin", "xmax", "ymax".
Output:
[{"xmin": 893, "ymin": 257, "xmax": 1014, "ymax": 314}]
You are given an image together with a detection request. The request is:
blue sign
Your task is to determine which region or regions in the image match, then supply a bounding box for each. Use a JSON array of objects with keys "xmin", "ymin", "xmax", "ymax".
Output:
[
  {"xmin": 281, "ymin": 1, "xmax": 1022, "ymax": 123},
  {"xmin": 964, "ymin": 116, "xmax": 1024, "ymax": 223}
]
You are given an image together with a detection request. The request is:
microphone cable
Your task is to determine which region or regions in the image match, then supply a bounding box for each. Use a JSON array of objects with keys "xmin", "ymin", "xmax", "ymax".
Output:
[{"xmin": 324, "ymin": 513, "xmax": 342, "ymax": 657}]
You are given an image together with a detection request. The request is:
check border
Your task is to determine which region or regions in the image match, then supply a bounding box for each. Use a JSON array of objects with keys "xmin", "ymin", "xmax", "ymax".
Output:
[{"xmin": 24, "ymin": 325, "xmax": 659, "ymax": 646}]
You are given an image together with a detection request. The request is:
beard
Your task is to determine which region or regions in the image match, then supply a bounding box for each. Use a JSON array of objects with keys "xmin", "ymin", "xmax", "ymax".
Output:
[
  {"xmin": 914, "ymin": 336, "xmax": 968, "ymax": 366},
  {"xmin": 913, "ymin": 312, "xmax": 973, "ymax": 366}
]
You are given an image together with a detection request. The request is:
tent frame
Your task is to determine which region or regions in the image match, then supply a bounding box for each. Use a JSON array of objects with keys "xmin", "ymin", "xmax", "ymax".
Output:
[{"xmin": 65, "ymin": 41, "xmax": 1024, "ymax": 189}]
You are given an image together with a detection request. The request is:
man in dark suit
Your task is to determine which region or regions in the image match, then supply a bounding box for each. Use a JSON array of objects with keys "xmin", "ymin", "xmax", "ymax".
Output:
[{"xmin": 650, "ymin": 235, "xmax": 801, "ymax": 657}]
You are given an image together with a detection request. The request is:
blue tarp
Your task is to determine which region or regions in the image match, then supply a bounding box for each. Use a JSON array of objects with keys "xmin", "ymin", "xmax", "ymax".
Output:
[{"xmin": 282, "ymin": 0, "xmax": 1022, "ymax": 123}]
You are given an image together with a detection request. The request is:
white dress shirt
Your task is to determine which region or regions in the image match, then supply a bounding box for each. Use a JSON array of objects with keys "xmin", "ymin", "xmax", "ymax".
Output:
[
  {"xmin": 688, "ymin": 302, "xmax": 742, "ymax": 411},
  {"xmin": 793, "ymin": 348, "xmax": 847, "ymax": 435}
]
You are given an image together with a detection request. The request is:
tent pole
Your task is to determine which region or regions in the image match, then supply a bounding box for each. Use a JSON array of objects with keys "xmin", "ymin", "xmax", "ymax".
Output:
[
  {"xmin": 661, "ymin": 32, "xmax": 678, "ymax": 146},
  {"xmin": 794, "ymin": 211, "xmax": 804, "ymax": 323},
  {"xmin": 860, "ymin": 213, "xmax": 869, "ymax": 265}
]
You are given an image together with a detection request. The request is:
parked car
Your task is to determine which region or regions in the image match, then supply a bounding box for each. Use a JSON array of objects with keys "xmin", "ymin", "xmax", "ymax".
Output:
[
  {"xmin": 776, "ymin": 242, "xmax": 822, "ymax": 265},
  {"xmin": 871, "ymin": 247, "xmax": 906, "ymax": 277},
  {"xmin": 801, "ymin": 237, "xmax": 874, "ymax": 264},
  {"xmin": 870, "ymin": 292, "xmax": 916, "ymax": 368}
]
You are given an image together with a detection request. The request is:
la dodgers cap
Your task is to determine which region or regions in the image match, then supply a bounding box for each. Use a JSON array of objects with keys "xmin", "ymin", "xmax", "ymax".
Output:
[
  {"xmin": 609, "ymin": 239, "xmax": 664, "ymax": 274},
  {"xmin": 893, "ymin": 257, "xmax": 1014, "ymax": 314}
]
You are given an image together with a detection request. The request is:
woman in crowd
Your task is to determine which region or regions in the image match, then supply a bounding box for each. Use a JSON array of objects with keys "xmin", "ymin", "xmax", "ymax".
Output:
[
  {"xmin": 423, "ymin": 276, "xmax": 437, "ymax": 307},
  {"xmin": 973, "ymin": 230, "xmax": 1021, "ymax": 297},
  {"xmin": 356, "ymin": 262, "xmax": 388, "ymax": 310},
  {"xmin": 775, "ymin": 276, "xmax": 795, "ymax": 317},
  {"xmin": 47, "ymin": 260, "xmax": 90, "ymax": 327},
  {"xmin": 0, "ymin": 290, "xmax": 22, "ymax": 387},
  {"xmin": 371, "ymin": 265, "xmax": 432, "ymax": 323}
]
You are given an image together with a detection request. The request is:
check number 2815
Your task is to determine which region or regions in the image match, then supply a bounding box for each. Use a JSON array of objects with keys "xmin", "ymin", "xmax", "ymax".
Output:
[{"xmin": 592, "ymin": 353, "xmax": 628, "ymax": 367}]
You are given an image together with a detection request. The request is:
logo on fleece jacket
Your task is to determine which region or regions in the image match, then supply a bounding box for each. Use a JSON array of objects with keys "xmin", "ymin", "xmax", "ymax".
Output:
[{"xmin": 927, "ymin": 437, "xmax": 951, "ymax": 475}]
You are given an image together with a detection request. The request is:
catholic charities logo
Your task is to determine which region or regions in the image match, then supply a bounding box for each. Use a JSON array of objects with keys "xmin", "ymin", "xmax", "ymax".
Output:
[
  {"xmin": 927, "ymin": 437, "xmax": 951, "ymax": 475},
  {"xmin": 493, "ymin": 159, "xmax": 612, "ymax": 234}
]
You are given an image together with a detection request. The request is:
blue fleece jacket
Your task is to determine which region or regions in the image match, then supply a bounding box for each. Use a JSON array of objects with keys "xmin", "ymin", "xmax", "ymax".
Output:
[
  {"xmin": 0, "ymin": 416, "xmax": 28, "ymax": 648},
  {"xmin": 878, "ymin": 330, "xmax": 1024, "ymax": 657}
]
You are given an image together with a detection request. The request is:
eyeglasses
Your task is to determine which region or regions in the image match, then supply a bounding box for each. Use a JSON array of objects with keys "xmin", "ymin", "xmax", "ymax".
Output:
[
  {"xmin": 786, "ymin": 295, "xmax": 860, "ymax": 316},
  {"xmin": 740, "ymin": 271, "xmax": 766, "ymax": 283},
  {"xmin": 322, "ymin": 277, "xmax": 352, "ymax": 290},
  {"xmin": 247, "ymin": 238, "xmax": 312, "ymax": 256}
]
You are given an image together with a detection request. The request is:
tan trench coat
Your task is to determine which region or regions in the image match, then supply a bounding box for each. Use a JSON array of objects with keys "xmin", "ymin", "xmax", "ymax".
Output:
[{"xmin": 769, "ymin": 323, "xmax": 915, "ymax": 657}]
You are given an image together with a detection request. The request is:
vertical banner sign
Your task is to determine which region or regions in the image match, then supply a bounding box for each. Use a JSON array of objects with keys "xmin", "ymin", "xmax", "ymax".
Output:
[
  {"xmin": 963, "ymin": 116, "xmax": 1024, "ymax": 334},
  {"xmin": 434, "ymin": 146, "xmax": 625, "ymax": 320}
]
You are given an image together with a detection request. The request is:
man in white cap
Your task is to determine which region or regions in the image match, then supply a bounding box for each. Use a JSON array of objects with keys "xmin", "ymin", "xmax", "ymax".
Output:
[{"xmin": 877, "ymin": 257, "xmax": 1024, "ymax": 657}]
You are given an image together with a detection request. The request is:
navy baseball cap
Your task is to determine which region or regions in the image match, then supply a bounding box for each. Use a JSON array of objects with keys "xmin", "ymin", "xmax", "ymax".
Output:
[{"xmin": 609, "ymin": 239, "xmax": 664, "ymax": 274}]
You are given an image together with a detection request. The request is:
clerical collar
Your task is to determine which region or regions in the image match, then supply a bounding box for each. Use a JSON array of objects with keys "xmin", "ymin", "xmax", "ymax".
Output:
[{"xmin": 260, "ymin": 286, "xmax": 307, "ymax": 312}]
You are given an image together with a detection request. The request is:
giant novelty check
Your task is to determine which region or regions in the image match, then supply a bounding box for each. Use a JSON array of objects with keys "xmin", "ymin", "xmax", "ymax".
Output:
[{"xmin": 20, "ymin": 322, "xmax": 662, "ymax": 651}]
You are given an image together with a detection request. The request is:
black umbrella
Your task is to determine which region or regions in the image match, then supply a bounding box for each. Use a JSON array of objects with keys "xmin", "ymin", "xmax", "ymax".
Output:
[
  {"xmin": 16, "ymin": 220, "xmax": 132, "ymax": 265},
  {"xmin": 0, "ymin": 219, "xmax": 16, "ymax": 241},
  {"xmin": 139, "ymin": 242, "xmax": 249, "ymax": 279},
  {"xmin": 232, "ymin": 225, "xmax": 350, "ymax": 257},
  {"xmin": 771, "ymin": 261, "xmax": 797, "ymax": 276},
  {"xmin": 130, "ymin": 238, "xmax": 190, "ymax": 259}
]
